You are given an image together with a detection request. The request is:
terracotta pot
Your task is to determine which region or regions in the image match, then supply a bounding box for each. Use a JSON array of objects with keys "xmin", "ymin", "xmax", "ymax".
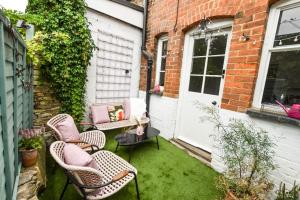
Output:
[
  {"xmin": 20, "ymin": 149, "xmax": 38, "ymax": 167},
  {"xmin": 225, "ymin": 191, "xmax": 239, "ymax": 200}
]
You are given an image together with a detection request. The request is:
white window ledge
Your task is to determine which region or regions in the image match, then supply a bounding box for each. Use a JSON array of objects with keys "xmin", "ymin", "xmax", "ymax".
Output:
[{"xmin": 247, "ymin": 108, "xmax": 300, "ymax": 127}]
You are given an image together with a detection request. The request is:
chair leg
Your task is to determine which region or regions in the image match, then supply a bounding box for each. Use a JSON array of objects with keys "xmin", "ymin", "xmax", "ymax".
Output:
[
  {"xmin": 60, "ymin": 177, "xmax": 69, "ymax": 200},
  {"xmin": 156, "ymin": 136, "xmax": 160, "ymax": 150},
  {"xmin": 133, "ymin": 172, "xmax": 140, "ymax": 200},
  {"xmin": 115, "ymin": 142, "xmax": 119, "ymax": 152}
]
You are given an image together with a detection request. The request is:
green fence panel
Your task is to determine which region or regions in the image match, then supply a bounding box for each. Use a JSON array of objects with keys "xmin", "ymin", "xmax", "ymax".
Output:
[
  {"xmin": 0, "ymin": 11, "xmax": 31, "ymax": 200},
  {"xmin": 0, "ymin": 106, "xmax": 7, "ymax": 200}
]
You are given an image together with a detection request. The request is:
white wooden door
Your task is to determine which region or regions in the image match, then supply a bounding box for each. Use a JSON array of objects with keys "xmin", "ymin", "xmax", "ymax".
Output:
[{"xmin": 176, "ymin": 23, "xmax": 232, "ymax": 153}]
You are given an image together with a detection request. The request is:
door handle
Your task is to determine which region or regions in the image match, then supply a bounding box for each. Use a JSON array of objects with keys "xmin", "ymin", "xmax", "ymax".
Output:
[
  {"xmin": 212, "ymin": 101, "xmax": 217, "ymax": 106},
  {"xmin": 222, "ymin": 69, "xmax": 226, "ymax": 78}
]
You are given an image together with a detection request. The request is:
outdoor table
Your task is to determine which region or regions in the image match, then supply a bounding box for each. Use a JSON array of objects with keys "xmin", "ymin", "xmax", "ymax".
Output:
[{"xmin": 114, "ymin": 127, "xmax": 160, "ymax": 162}]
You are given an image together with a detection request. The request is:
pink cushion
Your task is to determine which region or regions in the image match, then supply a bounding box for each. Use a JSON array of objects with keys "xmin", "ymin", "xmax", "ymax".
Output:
[
  {"xmin": 63, "ymin": 144, "xmax": 100, "ymax": 191},
  {"xmin": 63, "ymin": 144, "xmax": 98, "ymax": 169},
  {"xmin": 123, "ymin": 99, "xmax": 131, "ymax": 120},
  {"xmin": 56, "ymin": 116, "xmax": 80, "ymax": 142},
  {"xmin": 64, "ymin": 144, "xmax": 93, "ymax": 166},
  {"xmin": 91, "ymin": 105, "xmax": 110, "ymax": 124}
]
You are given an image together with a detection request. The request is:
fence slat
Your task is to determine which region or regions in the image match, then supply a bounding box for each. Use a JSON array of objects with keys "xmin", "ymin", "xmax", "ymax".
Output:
[
  {"xmin": 0, "ymin": 13, "xmax": 30, "ymax": 199},
  {"xmin": 0, "ymin": 21, "xmax": 13, "ymax": 200},
  {"xmin": 13, "ymin": 39, "xmax": 18, "ymax": 177}
]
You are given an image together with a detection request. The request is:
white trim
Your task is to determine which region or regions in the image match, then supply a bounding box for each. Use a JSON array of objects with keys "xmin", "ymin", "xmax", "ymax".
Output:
[
  {"xmin": 155, "ymin": 36, "xmax": 168, "ymax": 87},
  {"xmin": 174, "ymin": 19, "xmax": 233, "ymax": 150},
  {"xmin": 185, "ymin": 29, "xmax": 232, "ymax": 96},
  {"xmin": 252, "ymin": 0, "xmax": 300, "ymax": 109}
]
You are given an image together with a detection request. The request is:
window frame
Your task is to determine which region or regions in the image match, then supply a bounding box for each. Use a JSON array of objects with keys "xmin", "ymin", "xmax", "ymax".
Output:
[
  {"xmin": 189, "ymin": 32, "xmax": 230, "ymax": 95},
  {"xmin": 253, "ymin": 0, "xmax": 300, "ymax": 109},
  {"xmin": 155, "ymin": 36, "xmax": 168, "ymax": 87}
]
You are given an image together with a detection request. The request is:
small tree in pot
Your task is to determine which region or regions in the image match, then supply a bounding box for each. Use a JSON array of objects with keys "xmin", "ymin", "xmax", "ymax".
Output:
[
  {"xmin": 19, "ymin": 127, "xmax": 44, "ymax": 167},
  {"xmin": 201, "ymin": 106, "xmax": 276, "ymax": 200}
]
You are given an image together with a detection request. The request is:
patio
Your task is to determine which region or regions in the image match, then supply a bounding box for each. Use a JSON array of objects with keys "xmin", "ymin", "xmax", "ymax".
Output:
[
  {"xmin": 38, "ymin": 130, "xmax": 222, "ymax": 200},
  {"xmin": 0, "ymin": 0, "xmax": 300, "ymax": 199}
]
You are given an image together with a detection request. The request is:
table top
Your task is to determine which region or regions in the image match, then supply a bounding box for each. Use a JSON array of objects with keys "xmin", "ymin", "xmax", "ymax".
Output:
[{"xmin": 114, "ymin": 127, "xmax": 160, "ymax": 146}]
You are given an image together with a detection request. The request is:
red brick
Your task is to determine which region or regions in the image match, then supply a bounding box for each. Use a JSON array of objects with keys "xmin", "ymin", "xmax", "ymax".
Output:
[{"xmin": 140, "ymin": 0, "xmax": 270, "ymax": 112}]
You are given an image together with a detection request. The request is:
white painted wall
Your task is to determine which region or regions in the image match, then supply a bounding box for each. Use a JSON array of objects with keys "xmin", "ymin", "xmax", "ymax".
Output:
[
  {"xmin": 139, "ymin": 89, "xmax": 300, "ymax": 192},
  {"xmin": 139, "ymin": 91, "xmax": 178, "ymax": 139},
  {"xmin": 85, "ymin": 8, "xmax": 142, "ymax": 111},
  {"xmin": 210, "ymin": 109, "xmax": 300, "ymax": 193},
  {"xmin": 85, "ymin": 0, "xmax": 144, "ymax": 29}
]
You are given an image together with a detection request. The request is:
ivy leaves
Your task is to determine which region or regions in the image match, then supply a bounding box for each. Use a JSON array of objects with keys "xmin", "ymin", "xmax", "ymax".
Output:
[{"xmin": 26, "ymin": 0, "xmax": 95, "ymax": 122}]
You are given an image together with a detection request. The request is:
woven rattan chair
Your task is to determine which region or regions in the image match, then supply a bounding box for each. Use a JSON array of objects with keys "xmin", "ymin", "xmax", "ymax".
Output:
[
  {"xmin": 50, "ymin": 141, "xmax": 140, "ymax": 200},
  {"xmin": 47, "ymin": 114, "xmax": 106, "ymax": 152}
]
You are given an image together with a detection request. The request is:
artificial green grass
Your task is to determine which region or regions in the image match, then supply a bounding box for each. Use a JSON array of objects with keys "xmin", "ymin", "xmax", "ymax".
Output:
[{"xmin": 38, "ymin": 130, "xmax": 223, "ymax": 200}]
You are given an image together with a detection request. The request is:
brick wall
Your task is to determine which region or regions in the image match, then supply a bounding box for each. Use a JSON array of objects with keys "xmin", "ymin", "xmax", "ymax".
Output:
[{"xmin": 140, "ymin": 0, "xmax": 280, "ymax": 112}]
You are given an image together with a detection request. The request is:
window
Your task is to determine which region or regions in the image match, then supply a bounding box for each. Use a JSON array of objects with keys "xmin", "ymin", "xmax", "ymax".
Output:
[
  {"xmin": 188, "ymin": 34, "xmax": 228, "ymax": 95},
  {"xmin": 156, "ymin": 37, "xmax": 168, "ymax": 87},
  {"xmin": 254, "ymin": 1, "xmax": 300, "ymax": 108}
]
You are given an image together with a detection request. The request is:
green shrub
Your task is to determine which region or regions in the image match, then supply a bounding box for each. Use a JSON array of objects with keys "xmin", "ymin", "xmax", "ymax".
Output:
[
  {"xmin": 201, "ymin": 105, "xmax": 276, "ymax": 199},
  {"xmin": 25, "ymin": 0, "xmax": 95, "ymax": 122}
]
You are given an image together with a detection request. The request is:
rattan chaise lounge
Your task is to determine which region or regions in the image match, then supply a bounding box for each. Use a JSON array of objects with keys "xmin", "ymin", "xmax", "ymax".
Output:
[
  {"xmin": 47, "ymin": 114, "xmax": 106, "ymax": 152},
  {"xmin": 50, "ymin": 141, "xmax": 140, "ymax": 200}
]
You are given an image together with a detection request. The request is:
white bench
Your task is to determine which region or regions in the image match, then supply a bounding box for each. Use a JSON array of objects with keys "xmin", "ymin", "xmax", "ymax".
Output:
[{"xmin": 82, "ymin": 100, "xmax": 150, "ymax": 132}]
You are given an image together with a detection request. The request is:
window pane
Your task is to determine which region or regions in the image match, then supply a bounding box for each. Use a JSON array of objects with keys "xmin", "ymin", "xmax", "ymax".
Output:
[
  {"xmin": 193, "ymin": 39, "xmax": 207, "ymax": 56},
  {"xmin": 274, "ymin": 6, "xmax": 300, "ymax": 47},
  {"xmin": 159, "ymin": 72, "xmax": 165, "ymax": 86},
  {"xmin": 206, "ymin": 56, "xmax": 224, "ymax": 75},
  {"xmin": 209, "ymin": 35, "xmax": 228, "ymax": 55},
  {"xmin": 161, "ymin": 57, "xmax": 166, "ymax": 71},
  {"xmin": 162, "ymin": 41, "xmax": 168, "ymax": 56},
  {"xmin": 204, "ymin": 77, "xmax": 221, "ymax": 95},
  {"xmin": 262, "ymin": 50, "xmax": 300, "ymax": 105},
  {"xmin": 191, "ymin": 58, "xmax": 205, "ymax": 74},
  {"xmin": 189, "ymin": 76, "xmax": 203, "ymax": 93}
]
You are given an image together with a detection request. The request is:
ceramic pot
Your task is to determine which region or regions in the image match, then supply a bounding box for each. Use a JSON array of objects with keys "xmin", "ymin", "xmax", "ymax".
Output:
[{"xmin": 20, "ymin": 149, "xmax": 38, "ymax": 167}]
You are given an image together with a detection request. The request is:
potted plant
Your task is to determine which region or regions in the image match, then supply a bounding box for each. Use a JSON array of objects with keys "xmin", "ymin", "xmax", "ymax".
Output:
[
  {"xmin": 19, "ymin": 127, "xmax": 44, "ymax": 167},
  {"xmin": 201, "ymin": 105, "xmax": 276, "ymax": 200},
  {"xmin": 276, "ymin": 181, "xmax": 300, "ymax": 200}
]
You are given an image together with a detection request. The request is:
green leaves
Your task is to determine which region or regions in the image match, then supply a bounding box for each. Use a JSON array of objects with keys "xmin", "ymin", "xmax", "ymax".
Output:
[
  {"xmin": 26, "ymin": 0, "xmax": 95, "ymax": 123},
  {"xmin": 19, "ymin": 136, "xmax": 43, "ymax": 150},
  {"xmin": 202, "ymin": 105, "xmax": 276, "ymax": 199}
]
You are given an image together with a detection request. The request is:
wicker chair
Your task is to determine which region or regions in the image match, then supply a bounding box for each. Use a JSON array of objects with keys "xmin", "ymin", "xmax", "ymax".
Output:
[
  {"xmin": 50, "ymin": 141, "xmax": 140, "ymax": 200},
  {"xmin": 47, "ymin": 114, "xmax": 106, "ymax": 152}
]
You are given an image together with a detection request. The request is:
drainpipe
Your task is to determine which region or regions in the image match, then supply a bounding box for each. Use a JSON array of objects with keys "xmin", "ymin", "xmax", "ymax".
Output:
[{"xmin": 141, "ymin": 0, "xmax": 153, "ymax": 115}]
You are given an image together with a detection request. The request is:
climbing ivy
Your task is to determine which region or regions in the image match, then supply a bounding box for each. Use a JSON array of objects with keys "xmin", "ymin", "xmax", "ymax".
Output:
[
  {"xmin": 3, "ymin": 9, "xmax": 42, "ymax": 36},
  {"xmin": 26, "ymin": 0, "xmax": 95, "ymax": 122}
]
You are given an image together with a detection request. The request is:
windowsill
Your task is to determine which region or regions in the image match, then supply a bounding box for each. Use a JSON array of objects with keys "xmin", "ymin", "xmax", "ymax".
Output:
[
  {"xmin": 246, "ymin": 108, "xmax": 300, "ymax": 127},
  {"xmin": 149, "ymin": 90, "xmax": 163, "ymax": 96}
]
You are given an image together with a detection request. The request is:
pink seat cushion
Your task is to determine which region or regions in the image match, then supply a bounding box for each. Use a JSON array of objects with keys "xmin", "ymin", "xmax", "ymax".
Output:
[
  {"xmin": 56, "ymin": 116, "xmax": 80, "ymax": 142},
  {"xmin": 64, "ymin": 144, "xmax": 94, "ymax": 166},
  {"xmin": 123, "ymin": 99, "xmax": 131, "ymax": 120},
  {"xmin": 91, "ymin": 105, "xmax": 110, "ymax": 124}
]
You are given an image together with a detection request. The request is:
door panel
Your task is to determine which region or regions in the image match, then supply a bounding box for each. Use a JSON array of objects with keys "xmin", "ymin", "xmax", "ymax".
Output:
[{"xmin": 176, "ymin": 27, "xmax": 232, "ymax": 153}]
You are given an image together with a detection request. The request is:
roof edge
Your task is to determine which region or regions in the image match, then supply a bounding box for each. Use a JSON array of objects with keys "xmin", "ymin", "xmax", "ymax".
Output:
[{"xmin": 108, "ymin": 0, "xmax": 144, "ymax": 12}]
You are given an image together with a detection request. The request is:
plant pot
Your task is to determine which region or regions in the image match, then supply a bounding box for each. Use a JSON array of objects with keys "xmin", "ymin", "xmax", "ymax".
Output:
[
  {"xmin": 225, "ymin": 191, "xmax": 239, "ymax": 200},
  {"xmin": 20, "ymin": 149, "xmax": 38, "ymax": 167}
]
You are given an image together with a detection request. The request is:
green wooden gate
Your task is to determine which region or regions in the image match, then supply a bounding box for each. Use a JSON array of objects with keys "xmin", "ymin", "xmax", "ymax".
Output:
[{"xmin": 0, "ymin": 12, "xmax": 32, "ymax": 200}]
